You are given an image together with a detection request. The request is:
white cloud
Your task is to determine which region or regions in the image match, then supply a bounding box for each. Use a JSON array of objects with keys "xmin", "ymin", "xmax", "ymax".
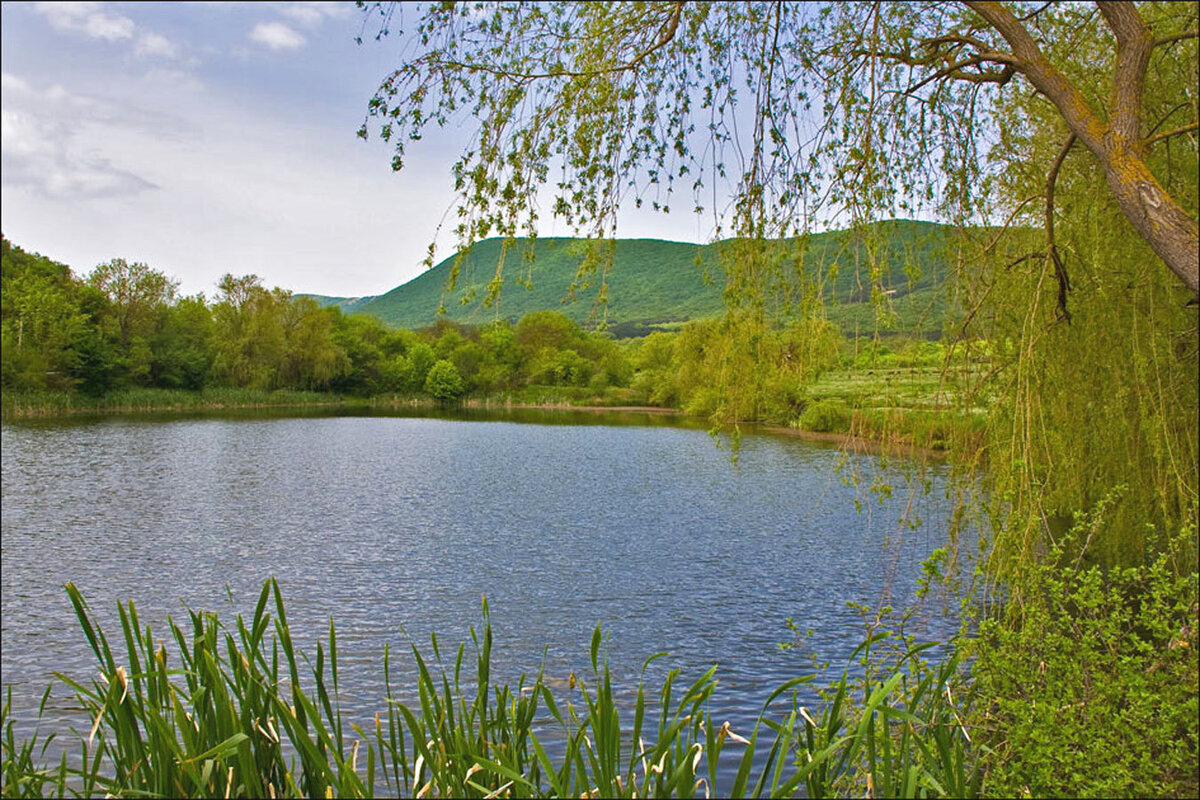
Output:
[
  {"xmin": 34, "ymin": 2, "xmax": 134, "ymax": 41},
  {"xmin": 279, "ymin": 2, "xmax": 351, "ymax": 27},
  {"xmin": 135, "ymin": 32, "xmax": 178, "ymax": 59},
  {"xmin": 140, "ymin": 67, "xmax": 205, "ymax": 95},
  {"xmin": 279, "ymin": 5, "xmax": 323, "ymax": 27},
  {"xmin": 1, "ymin": 72, "xmax": 32, "ymax": 93},
  {"xmin": 249, "ymin": 21, "xmax": 305, "ymax": 50},
  {"xmin": 0, "ymin": 75, "xmax": 159, "ymax": 200},
  {"xmin": 1, "ymin": 109, "xmax": 157, "ymax": 199}
]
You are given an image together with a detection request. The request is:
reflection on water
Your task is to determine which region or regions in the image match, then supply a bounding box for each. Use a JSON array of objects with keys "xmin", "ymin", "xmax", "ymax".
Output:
[{"xmin": 1, "ymin": 408, "xmax": 965, "ymax": 775}]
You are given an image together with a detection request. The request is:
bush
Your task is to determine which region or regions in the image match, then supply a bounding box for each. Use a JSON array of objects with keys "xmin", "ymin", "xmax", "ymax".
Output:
[
  {"xmin": 970, "ymin": 511, "xmax": 1199, "ymax": 798},
  {"xmin": 424, "ymin": 359, "xmax": 465, "ymax": 403},
  {"xmin": 799, "ymin": 398, "xmax": 852, "ymax": 433}
]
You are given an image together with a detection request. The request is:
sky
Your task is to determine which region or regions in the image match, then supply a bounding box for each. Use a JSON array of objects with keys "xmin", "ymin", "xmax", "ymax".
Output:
[{"xmin": 1, "ymin": 1, "xmax": 717, "ymax": 299}]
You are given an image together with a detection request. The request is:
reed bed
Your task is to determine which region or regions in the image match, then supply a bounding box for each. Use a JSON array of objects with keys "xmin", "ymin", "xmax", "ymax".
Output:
[
  {"xmin": 0, "ymin": 389, "xmax": 348, "ymax": 419},
  {"xmin": 1, "ymin": 579, "xmax": 978, "ymax": 798}
]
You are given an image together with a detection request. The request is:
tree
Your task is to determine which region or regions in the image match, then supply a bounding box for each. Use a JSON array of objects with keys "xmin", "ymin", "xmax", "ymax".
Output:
[
  {"xmin": 407, "ymin": 342, "xmax": 438, "ymax": 391},
  {"xmin": 210, "ymin": 274, "xmax": 288, "ymax": 389},
  {"xmin": 283, "ymin": 297, "xmax": 351, "ymax": 390},
  {"xmin": 151, "ymin": 295, "xmax": 213, "ymax": 390},
  {"xmin": 87, "ymin": 258, "xmax": 178, "ymax": 346},
  {"xmin": 0, "ymin": 238, "xmax": 90, "ymax": 391},
  {"xmin": 424, "ymin": 358, "xmax": 466, "ymax": 403},
  {"xmin": 359, "ymin": 1, "xmax": 1197, "ymax": 307}
]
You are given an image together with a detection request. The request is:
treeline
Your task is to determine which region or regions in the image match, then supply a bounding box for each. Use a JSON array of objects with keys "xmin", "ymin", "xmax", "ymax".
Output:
[{"xmin": 2, "ymin": 236, "xmax": 858, "ymax": 420}]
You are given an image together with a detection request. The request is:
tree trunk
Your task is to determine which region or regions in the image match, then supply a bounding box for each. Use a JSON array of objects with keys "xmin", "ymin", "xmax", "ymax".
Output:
[{"xmin": 1101, "ymin": 145, "xmax": 1200, "ymax": 294}]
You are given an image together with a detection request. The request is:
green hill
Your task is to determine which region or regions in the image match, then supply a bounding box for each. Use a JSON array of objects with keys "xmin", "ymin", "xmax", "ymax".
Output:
[
  {"xmin": 353, "ymin": 219, "xmax": 962, "ymax": 336},
  {"xmin": 296, "ymin": 294, "xmax": 379, "ymax": 314}
]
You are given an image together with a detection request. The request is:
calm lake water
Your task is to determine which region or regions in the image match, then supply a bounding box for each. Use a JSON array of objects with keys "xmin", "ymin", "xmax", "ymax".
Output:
[{"xmin": 1, "ymin": 408, "xmax": 965, "ymax": 774}]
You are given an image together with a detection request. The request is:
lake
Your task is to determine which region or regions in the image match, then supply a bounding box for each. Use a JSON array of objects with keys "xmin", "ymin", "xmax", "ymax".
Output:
[{"xmin": 1, "ymin": 409, "xmax": 966, "ymax": 774}]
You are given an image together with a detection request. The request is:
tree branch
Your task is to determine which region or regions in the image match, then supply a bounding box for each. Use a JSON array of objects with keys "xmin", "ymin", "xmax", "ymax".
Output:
[
  {"xmin": 421, "ymin": 2, "xmax": 685, "ymax": 82},
  {"xmin": 983, "ymin": 194, "xmax": 1042, "ymax": 254},
  {"xmin": 965, "ymin": 0, "xmax": 1198, "ymax": 296},
  {"xmin": 1097, "ymin": 2, "xmax": 1154, "ymax": 149},
  {"xmin": 923, "ymin": 32, "xmax": 1000, "ymax": 53},
  {"xmin": 1045, "ymin": 132, "xmax": 1076, "ymax": 322},
  {"xmin": 905, "ymin": 56, "xmax": 1015, "ymax": 95},
  {"xmin": 1144, "ymin": 121, "xmax": 1199, "ymax": 149},
  {"xmin": 1006, "ymin": 251, "xmax": 1046, "ymax": 270},
  {"xmin": 1146, "ymin": 101, "xmax": 1191, "ymax": 138},
  {"xmin": 1153, "ymin": 29, "xmax": 1199, "ymax": 47},
  {"xmin": 963, "ymin": 1, "xmax": 1109, "ymax": 151},
  {"xmin": 1017, "ymin": 2, "xmax": 1056, "ymax": 23}
]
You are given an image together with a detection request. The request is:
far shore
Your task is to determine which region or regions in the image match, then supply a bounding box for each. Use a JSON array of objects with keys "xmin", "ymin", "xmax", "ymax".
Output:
[{"xmin": 2, "ymin": 390, "xmax": 953, "ymax": 460}]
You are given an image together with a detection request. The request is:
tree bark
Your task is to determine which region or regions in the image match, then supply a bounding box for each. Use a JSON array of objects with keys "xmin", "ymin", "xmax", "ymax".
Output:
[{"xmin": 1101, "ymin": 144, "xmax": 1200, "ymax": 294}]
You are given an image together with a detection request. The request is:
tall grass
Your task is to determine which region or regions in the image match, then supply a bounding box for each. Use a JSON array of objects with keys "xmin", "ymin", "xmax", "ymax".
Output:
[
  {"xmin": 1, "ymin": 580, "xmax": 978, "ymax": 798},
  {"xmin": 0, "ymin": 388, "xmax": 350, "ymax": 419}
]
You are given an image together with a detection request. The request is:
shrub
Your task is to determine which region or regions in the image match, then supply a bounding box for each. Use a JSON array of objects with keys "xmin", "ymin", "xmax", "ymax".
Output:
[
  {"xmin": 424, "ymin": 359, "xmax": 465, "ymax": 403},
  {"xmin": 799, "ymin": 398, "xmax": 852, "ymax": 433},
  {"xmin": 970, "ymin": 511, "xmax": 1199, "ymax": 798}
]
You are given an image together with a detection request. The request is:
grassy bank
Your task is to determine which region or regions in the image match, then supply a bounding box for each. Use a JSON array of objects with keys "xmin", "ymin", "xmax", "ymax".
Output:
[{"xmin": 786, "ymin": 365, "xmax": 986, "ymax": 455}]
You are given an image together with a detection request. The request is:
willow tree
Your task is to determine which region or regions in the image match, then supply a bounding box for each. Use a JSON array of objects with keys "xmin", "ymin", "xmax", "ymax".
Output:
[
  {"xmin": 359, "ymin": 1, "xmax": 1196, "ymax": 292},
  {"xmin": 359, "ymin": 2, "xmax": 1198, "ymax": 566}
]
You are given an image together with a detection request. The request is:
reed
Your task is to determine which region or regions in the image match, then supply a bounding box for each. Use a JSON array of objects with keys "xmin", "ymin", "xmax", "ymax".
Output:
[
  {"xmin": 0, "ymin": 388, "xmax": 350, "ymax": 419},
  {"xmin": 1, "ymin": 579, "xmax": 978, "ymax": 798}
]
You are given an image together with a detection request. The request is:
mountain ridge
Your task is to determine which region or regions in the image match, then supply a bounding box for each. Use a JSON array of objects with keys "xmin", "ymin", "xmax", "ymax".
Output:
[{"xmin": 304, "ymin": 219, "xmax": 961, "ymax": 337}]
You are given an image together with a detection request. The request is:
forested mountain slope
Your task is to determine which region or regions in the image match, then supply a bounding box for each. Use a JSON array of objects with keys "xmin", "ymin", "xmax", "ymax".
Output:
[{"xmin": 313, "ymin": 219, "xmax": 962, "ymax": 336}]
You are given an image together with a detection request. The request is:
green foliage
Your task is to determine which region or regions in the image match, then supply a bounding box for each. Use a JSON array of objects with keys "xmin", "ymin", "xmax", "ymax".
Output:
[
  {"xmin": 0, "ymin": 238, "xmax": 89, "ymax": 392},
  {"xmin": 86, "ymin": 258, "xmax": 178, "ymax": 348},
  {"xmin": 405, "ymin": 342, "xmax": 436, "ymax": 391},
  {"xmin": 209, "ymin": 275, "xmax": 292, "ymax": 390},
  {"xmin": 624, "ymin": 310, "xmax": 844, "ymax": 425},
  {"xmin": 970, "ymin": 507, "xmax": 1200, "ymax": 798},
  {"xmin": 150, "ymin": 296, "xmax": 213, "ymax": 390},
  {"xmin": 0, "ymin": 387, "xmax": 343, "ymax": 418},
  {"xmin": 968, "ymin": 3, "xmax": 1199, "ymax": 573},
  {"xmin": 424, "ymin": 359, "xmax": 466, "ymax": 404},
  {"xmin": 799, "ymin": 399, "xmax": 851, "ymax": 434},
  {"xmin": 852, "ymin": 408, "xmax": 985, "ymax": 454}
]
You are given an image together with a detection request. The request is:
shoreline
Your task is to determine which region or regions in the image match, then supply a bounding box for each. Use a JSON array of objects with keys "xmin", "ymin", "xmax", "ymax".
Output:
[
  {"xmin": 758, "ymin": 423, "xmax": 950, "ymax": 460},
  {"xmin": 2, "ymin": 392, "xmax": 953, "ymax": 459}
]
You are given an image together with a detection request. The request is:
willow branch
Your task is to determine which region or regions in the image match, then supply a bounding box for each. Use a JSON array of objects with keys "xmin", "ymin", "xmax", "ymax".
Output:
[
  {"xmin": 1006, "ymin": 251, "xmax": 1045, "ymax": 269},
  {"xmin": 1146, "ymin": 101, "xmax": 1191, "ymax": 138},
  {"xmin": 964, "ymin": 1, "xmax": 1109, "ymax": 152},
  {"xmin": 905, "ymin": 56, "xmax": 1016, "ymax": 95},
  {"xmin": 1017, "ymin": 2, "xmax": 1056, "ymax": 23},
  {"xmin": 923, "ymin": 33, "xmax": 998, "ymax": 53},
  {"xmin": 1046, "ymin": 132, "xmax": 1076, "ymax": 322},
  {"xmin": 983, "ymin": 194, "xmax": 1043, "ymax": 254},
  {"xmin": 1144, "ymin": 121, "xmax": 1200, "ymax": 149},
  {"xmin": 420, "ymin": 2, "xmax": 685, "ymax": 81},
  {"xmin": 1153, "ymin": 29, "xmax": 1199, "ymax": 47}
]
